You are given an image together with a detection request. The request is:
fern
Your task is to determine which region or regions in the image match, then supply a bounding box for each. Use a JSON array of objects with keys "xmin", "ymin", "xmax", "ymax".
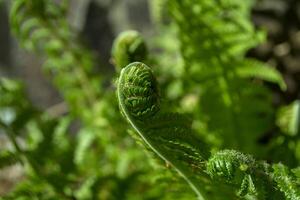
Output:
[
  {"xmin": 117, "ymin": 62, "xmax": 298, "ymax": 200},
  {"xmin": 111, "ymin": 30, "xmax": 148, "ymax": 72},
  {"xmin": 272, "ymin": 163, "xmax": 300, "ymax": 200},
  {"xmin": 117, "ymin": 62, "xmax": 211, "ymax": 199},
  {"xmin": 10, "ymin": 0, "xmax": 100, "ymax": 118},
  {"xmin": 206, "ymin": 150, "xmax": 284, "ymax": 199},
  {"xmin": 5, "ymin": 0, "xmax": 300, "ymax": 199},
  {"xmin": 236, "ymin": 59, "xmax": 287, "ymax": 91},
  {"xmin": 9, "ymin": 2, "xmax": 169, "ymax": 198},
  {"xmin": 165, "ymin": 0, "xmax": 286, "ymax": 155}
]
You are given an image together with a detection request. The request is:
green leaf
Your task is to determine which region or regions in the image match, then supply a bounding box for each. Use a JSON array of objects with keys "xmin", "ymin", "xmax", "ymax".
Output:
[
  {"xmin": 276, "ymin": 100, "xmax": 300, "ymax": 136},
  {"xmin": 236, "ymin": 59, "xmax": 287, "ymax": 91}
]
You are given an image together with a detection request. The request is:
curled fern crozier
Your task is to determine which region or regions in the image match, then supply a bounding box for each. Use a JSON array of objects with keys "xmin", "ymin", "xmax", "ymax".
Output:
[
  {"xmin": 118, "ymin": 62, "xmax": 230, "ymax": 200},
  {"xmin": 112, "ymin": 31, "xmax": 148, "ymax": 72},
  {"xmin": 118, "ymin": 62, "xmax": 159, "ymax": 120}
]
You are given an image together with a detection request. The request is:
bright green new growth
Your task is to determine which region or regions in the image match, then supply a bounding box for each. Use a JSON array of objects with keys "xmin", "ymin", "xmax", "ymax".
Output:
[
  {"xmin": 112, "ymin": 31, "xmax": 148, "ymax": 72},
  {"xmin": 117, "ymin": 62, "xmax": 300, "ymax": 200},
  {"xmin": 272, "ymin": 163, "xmax": 300, "ymax": 200},
  {"xmin": 207, "ymin": 150, "xmax": 256, "ymax": 184},
  {"xmin": 117, "ymin": 62, "xmax": 212, "ymax": 200},
  {"xmin": 167, "ymin": 0, "xmax": 286, "ymax": 154},
  {"xmin": 207, "ymin": 150, "xmax": 275, "ymax": 199}
]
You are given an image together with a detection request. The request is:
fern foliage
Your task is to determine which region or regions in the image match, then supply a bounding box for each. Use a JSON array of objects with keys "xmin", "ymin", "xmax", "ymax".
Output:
[
  {"xmin": 10, "ymin": 0, "xmax": 100, "ymax": 117},
  {"xmin": 118, "ymin": 62, "xmax": 212, "ymax": 199},
  {"xmin": 111, "ymin": 30, "xmax": 148, "ymax": 72},
  {"xmin": 166, "ymin": 0, "xmax": 286, "ymax": 155},
  {"xmin": 117, "ymin": 62, "xmax": 298, "ymax": 200},
  {"xmin": 207, "ymin": 150, "xmax": 284, "ymax": 199},
  {"xmin": 4, "ymin": 0, "xmax": 300, "ymax": 199},
  {"xmin": 8, "ymin": 2, "xmax": 180, "ymax": 198},
  {"xmin": 272, "ymin": 163, "xmax": 300, "ymax": 200}
]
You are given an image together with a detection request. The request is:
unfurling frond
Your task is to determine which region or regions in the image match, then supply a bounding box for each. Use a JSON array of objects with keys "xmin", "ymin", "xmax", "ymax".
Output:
[
  {"xmin": 117, "ymin": 62, "xmax": 292, "ymax": 200},
  {"xmin": 112, "ymin": 31, "xmax": 148, "ymax": 72}
]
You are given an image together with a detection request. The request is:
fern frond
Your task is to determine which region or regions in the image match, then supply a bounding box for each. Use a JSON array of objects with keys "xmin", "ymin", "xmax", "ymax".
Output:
[
  {"xmin": 117, "ymin": 62, "xmax": 295, "ymax": 200},
  {"xmin": 118, "ymin": 62, "xmax": 213, "ymax": 199},
  {"xmin": 74, "ymin": 128, "xmax": 96, "ymax": 167},
  {"xmin": 167, "ymin": 0, "xmax": 280, "ymax": 154},
  {"xmin": 272, "ymin": 163, "xmax": 300, "ymax": 200},
  {"xmin": 206, "ymin": 150, "xmax": 284, "ymax": 199},
  {"xmin": 111, "ymin": 30, "xmax": 148, "ymax": 72},
  {"xmin": 207, "ymin": 150, "xmax": 256, "ymax": 183},
  {"xmin": 276, "ymin": 100, "xmax": 300, "ymax": 136},
  {"xmin": 236, "ymin": 59, "xmax": 287, "ymax": 90},
  {"xmin": 10, "ymin": 0, "xmax": 100, "ymax": 117}
]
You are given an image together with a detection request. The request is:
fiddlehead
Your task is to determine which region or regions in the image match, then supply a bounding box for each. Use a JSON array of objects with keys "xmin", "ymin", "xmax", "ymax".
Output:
[
  {"xmin": 118, "ymin": 62, "xmax": 238, "ymax": 200},
  {"xmin": 119, "ymin": 62, "xmax": 159, "ymax": 119},
  {"xmin": 117, "ymin": 62, "xmax": 298, "ymax": 200},
  {"xmin": 112, "ymin": 31, "xmax": 148, "ymax": 72}
]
